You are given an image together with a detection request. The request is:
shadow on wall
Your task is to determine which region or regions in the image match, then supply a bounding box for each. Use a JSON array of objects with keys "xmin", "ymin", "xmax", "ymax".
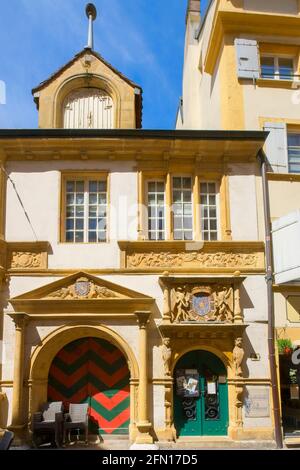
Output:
[
  {"xmin": 0, "ymin": 278, "xmax": 11, "ymax": 429},
  {"xmin": 239, "ymin": 283, "xmax": 254, "ymax": 311},
  {"xmin": 0, "ymin": 392, "xmax": 8, "ymax": 428}
]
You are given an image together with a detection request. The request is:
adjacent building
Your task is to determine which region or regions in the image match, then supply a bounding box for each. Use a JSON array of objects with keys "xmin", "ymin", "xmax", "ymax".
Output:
[{"xmin": 178, "ymin": 0, "xmax": 300, "ymax": 442}]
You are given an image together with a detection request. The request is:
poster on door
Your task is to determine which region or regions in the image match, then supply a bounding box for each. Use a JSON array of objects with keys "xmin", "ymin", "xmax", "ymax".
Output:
[{"xmin": 176, "ymin": 369, "xmax": 199, "ymax": 397}]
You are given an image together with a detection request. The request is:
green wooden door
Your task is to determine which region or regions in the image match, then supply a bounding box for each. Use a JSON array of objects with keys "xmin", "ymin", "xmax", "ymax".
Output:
[{"xmin": 174, "ymin": 350, "xmax": 228, "ymax": 436}]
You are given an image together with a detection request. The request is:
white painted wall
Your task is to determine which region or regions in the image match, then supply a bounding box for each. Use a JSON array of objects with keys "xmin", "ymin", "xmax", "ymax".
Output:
[
  {"xmin": 243, "ymin": 81, "xmax": 300, "ymax": 131},
  {"xmin": 242, "ymin": 276, "xmax": 268, "ymax": 323},
  {"xmin": 5, "ymin": 160, "xmax": 138, "ymax": 269},
  {"xmin": 244, "ymin": 324, "xmax": 270, "ymax": 378},
  {"xmin": 228, "ymin": 165, "xmax": 259, "ymax": 240}
]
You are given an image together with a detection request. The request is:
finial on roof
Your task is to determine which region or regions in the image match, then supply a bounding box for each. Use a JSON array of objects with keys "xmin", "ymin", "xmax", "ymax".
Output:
[{"xmin": 85, "ymin": 3, "xmax": 97, "ymax": 50}]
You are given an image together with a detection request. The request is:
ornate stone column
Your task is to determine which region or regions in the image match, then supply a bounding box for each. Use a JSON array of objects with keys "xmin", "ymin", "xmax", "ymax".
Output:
[
  {"xmin": 233, "ymin": 281, "xmax": 243, "ymax": 324},
  {"xmin": 8, "ymin": 313, "xmax": 28, "ymax": 437},
  {"xmin": 162, "ymin": 282, "xmax": 171, "ymax": 323},
  {"xmin": 134, "ymin": 311, "xmax": 153, "ymax": 445},
  {"xmin": 233, "ymin": 336, "xmax": 245, "ymax": 431},
  {"xmin": 129, "ymin": 378, "xmax": 138, "ymax": 440}
]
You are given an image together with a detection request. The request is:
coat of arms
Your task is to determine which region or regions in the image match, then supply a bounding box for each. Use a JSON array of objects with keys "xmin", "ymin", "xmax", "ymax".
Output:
[
  {"xmin": 74, "ymin": 278, "xmax": 91, "ymax": 297},
  {"xmin": 188, "ymin": 287, "xmax": 214, "ymax": 321}
]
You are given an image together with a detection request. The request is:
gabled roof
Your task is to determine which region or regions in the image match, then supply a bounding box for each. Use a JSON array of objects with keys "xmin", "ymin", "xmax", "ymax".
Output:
[
  {"xmin": 32, "ymin": 49, "xmax": 142, "ymax": 94},
  {"xmin": 31, "ymin": 49, "xmax": 143, "ymax": 128}
]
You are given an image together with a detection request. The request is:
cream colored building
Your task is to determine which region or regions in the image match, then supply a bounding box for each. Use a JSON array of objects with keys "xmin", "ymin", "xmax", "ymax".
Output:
[
  {"xmin": 178, "ymin": 0, "xmax": 300, "ymax": 443},
  {"xmin": 0, "ymin": 2, "xmax": 282, "ymax": 449}
]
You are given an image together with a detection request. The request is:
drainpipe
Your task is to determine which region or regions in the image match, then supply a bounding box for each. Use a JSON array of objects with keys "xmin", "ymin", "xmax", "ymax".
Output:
[{"xmin": 258, "ymin": 149, "xmax": 283, "ymax": 449}]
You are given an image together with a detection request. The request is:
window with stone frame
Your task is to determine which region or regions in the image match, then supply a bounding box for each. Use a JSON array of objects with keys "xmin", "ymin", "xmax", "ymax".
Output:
[{"xmin": 63, "ymin": 175, "xmax": 108, "ymax": 243}]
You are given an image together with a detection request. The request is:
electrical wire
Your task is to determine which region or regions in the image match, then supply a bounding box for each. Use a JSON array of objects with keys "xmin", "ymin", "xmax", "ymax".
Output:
[{"xmin": 1, "ymin": 165, "xmax": 38, "ymax": 242}]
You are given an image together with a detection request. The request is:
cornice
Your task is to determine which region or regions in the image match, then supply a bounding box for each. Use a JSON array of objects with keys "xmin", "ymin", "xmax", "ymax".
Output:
[{"xmin": 205, "ymin": 10, "xmax": 300, "ymax": 75}]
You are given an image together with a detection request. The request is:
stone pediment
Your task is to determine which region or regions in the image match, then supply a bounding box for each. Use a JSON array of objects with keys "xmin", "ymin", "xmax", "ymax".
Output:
[{"xmin": 9, "ymin": 272, "xmax": 154, "ymax": 316}]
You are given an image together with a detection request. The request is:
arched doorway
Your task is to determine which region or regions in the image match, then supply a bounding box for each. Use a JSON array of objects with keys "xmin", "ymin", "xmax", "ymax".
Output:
[
  {"xmin": 174, "ymin": 350, "xmax": 229, "ymax": 437},
  {"xmin": 47, "ymin": 337, "xmax": 130, "ymax": 435}
]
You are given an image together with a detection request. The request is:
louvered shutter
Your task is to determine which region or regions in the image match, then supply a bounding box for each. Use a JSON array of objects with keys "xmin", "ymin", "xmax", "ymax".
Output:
[
  {"xmin": 235, "ymin": 38, "xmax": 260, "ymax": 79},
  {"xmin": 264, "ymin": 122, "xmax": 288, "ymax": 173}
]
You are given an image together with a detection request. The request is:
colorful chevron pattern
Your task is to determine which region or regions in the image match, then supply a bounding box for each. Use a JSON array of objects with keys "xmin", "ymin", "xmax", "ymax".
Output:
[{"xmin": 48, "ymin": 337, "xmax": 130, "ymax": 435}]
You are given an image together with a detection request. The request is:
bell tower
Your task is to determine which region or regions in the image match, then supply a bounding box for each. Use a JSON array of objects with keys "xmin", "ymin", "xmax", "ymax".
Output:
[{"xmin": 32, "ymin": 3, "xmax": 142, "ymax": 129}]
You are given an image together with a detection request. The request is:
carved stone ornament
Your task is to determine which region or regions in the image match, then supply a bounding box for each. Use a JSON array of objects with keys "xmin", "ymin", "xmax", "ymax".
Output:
[
  {"xmin": 170, "ymin": 284, "xmax": 234, "ymax": 323},
  {"xmin": 127, "ymin": 251, "xmax": 258, "ymax": 269},
  {"xmin": 233, "ymin": 337, "xmax": 245, "ymax": 377},
  {"xmin": 46, "ymin": 277, "xmax": 120, "ymax": 300},
  {"xmin": 162, "ymin": 338, "xmax": 172, "ymax": 377},
  {"xmin": 11, "ymin": 252, "xmax": 42, "ymax": 269}
]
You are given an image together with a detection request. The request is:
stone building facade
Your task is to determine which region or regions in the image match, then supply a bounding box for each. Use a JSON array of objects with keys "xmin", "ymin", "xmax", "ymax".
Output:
[{"xmin": 0, "ymin": 2, "xmax": 281, "ymax": 447}]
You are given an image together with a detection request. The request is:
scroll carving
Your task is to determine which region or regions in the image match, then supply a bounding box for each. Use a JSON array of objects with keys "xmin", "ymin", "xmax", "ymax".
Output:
[
  {"xmin": 11, "ymin": 252, "xmax": 42, "ymax": 269},
  {"xmin": 47, "ymin": 277, "xmax": 120, "ymax": 300},
  {"xmin": 127, "ymin": 251, "xmax": 258, "ymax": 269}
]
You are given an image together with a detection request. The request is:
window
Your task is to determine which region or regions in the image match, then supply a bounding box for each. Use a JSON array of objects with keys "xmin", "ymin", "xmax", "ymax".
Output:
[
  {"xmin": 261, "ymin": 56, "xmax": 294, "ymax": 80},
  {"xmin": 64, "ymin": 176, "xmax": 107, "ymax": 243},
  {"xmin": 144, "ymin": 175, "xmax": 221, "ymax": 241},
  {"xmin": 147, "ymin": 181, "xmax": 165, "ymax": 240},
  {"xmin": 172, "ymin": 177, "xmax": 193, "ymax": 241},
  {"xmin": 200, "ymin": 182, "xmax": 218, "ymax": 241},
  {"xmin": 288, "ymin": 134, "xmax": 300, "ymax": 174},
  {"xmin": 63, "ymin": 88, "xmax": 114, "ymax": 129}
]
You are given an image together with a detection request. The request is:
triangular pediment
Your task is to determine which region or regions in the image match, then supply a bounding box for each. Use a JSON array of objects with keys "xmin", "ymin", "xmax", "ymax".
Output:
[
  {"xmin": 32, "ymin": 49, "xmax": 141, "ymax": 95},
  {"xmin": 11, "ymin": 272, "xmax": 151, "ymax": 301}
]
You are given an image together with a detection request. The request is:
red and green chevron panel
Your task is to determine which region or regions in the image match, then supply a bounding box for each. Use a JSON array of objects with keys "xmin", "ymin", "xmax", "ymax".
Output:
[{"xmin": 48, "ymin": 337, "xmax": 130, "ymax": 435}]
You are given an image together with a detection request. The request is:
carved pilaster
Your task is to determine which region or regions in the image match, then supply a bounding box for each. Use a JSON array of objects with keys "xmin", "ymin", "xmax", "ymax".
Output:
[
  {"xmin": 233, "ymin": 337, "xmax": 245, "ymax": 378},
  {"xmin": 8, "ymin": 313, "xmax": 29, "ymax": 437},
  {"xmin": 162, "ymin": 338, "xmax": 172, "ymax": 377},
  {"xmin": 11, "ymin": 313, "xmax": 29, "ymax": 332},
  {"xmin": 134, "ymin": 311, "xmax": 153, "ymax": 444},
  {"xmin": 162, "ymin": 284, "xmax": 171, "ymax": 322},
  {"xmin": 235, "ymin": 383, "xmax": 244, "ymax": 428},
  {"xmin": 135, "ymin": 310, "xmax": 151, "ymax": 330},
  {"xmin": 234, "ymin": 282, "xmax": 243, "ymax": 324}
]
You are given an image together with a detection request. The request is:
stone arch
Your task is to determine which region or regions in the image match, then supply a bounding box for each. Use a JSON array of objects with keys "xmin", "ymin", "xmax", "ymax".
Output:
[
  {"xmin": 172, "ymin": 344, "xmax": 232, "ymax": 378},
  {"xmin": 52, "ymin": 74, "xmax": 122, "ymax": 128},
  {"xmin": 172, "ymin": 348, "xmax": 230, "ymax": 438},
  {"xmin": 29, "ymin": 323, "xmax": 139, "ymax": 418}
]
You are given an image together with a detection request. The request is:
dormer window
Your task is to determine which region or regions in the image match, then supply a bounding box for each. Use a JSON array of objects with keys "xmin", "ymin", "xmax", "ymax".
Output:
[{"xmin": 63, "ymin": 87, "xmax": 114, "ymax": 129}]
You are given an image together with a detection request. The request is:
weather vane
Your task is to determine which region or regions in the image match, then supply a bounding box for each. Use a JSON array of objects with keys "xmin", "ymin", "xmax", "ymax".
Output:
[{"xmin": 85, "ymin": 3, "xmax": 97, "ymax": 50}]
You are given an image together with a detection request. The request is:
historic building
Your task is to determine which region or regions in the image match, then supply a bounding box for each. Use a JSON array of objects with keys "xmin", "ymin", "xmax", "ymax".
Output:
[
  {"xmin": 178, "ymin": 0, "xmax": 300, "ymax": 444},
  {"xmin": 0, "ymin": 2, "xmax": 289, "ymax": 448}
]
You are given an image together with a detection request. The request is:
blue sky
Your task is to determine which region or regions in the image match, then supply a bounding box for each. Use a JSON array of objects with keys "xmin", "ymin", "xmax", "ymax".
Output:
[{"xmin": 0, "ymin": 0, "xmax": 209, "ymax": 129}]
